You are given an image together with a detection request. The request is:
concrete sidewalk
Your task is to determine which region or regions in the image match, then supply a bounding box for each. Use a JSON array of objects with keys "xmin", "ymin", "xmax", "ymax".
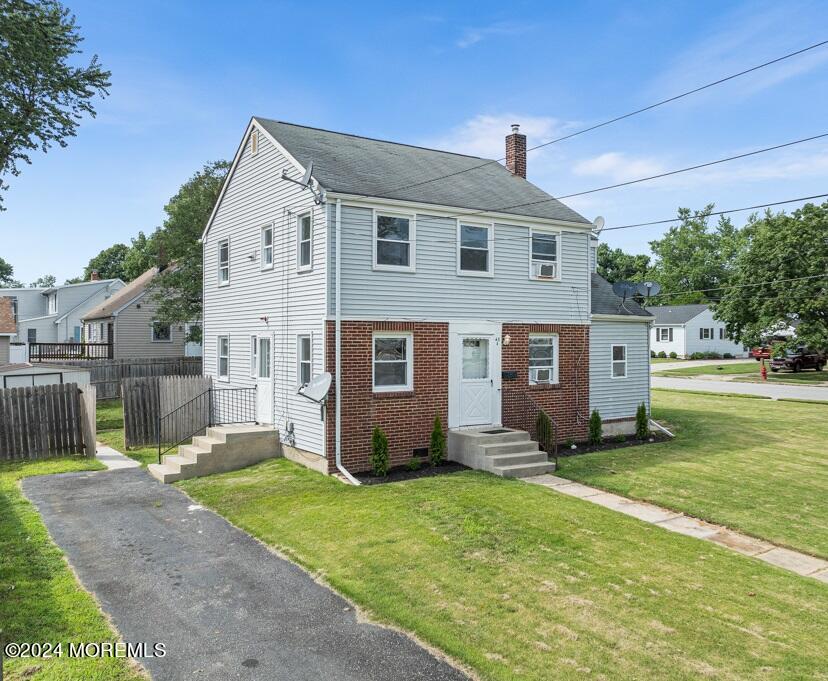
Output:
[
  {"xmin": 96, "ymin": 443, "xmax": 140, "ymax": 470},
  {"xmin": 526, "ymin": 474, "xmax": 828, "ymax": 583},
  {"xmin": 651, "ymin": 375, "xmax": 828, "ymax": 401},
  {"xmin": 23, "ymin": 468, "xmax": 468, "ymax": 681}
]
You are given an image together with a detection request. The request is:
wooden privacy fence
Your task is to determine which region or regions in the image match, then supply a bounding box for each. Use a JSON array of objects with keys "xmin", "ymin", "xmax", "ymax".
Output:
[
  {"xmin": 123, "ymin": 375, "xmax": 212, "ymax": 448},
  {"xmin": 38, "ymin": 357, "xmax": 202, "ymax": 399},
  {"xmin": 0, "ymin": 383, "xmax": 96, "ymax": 460}
]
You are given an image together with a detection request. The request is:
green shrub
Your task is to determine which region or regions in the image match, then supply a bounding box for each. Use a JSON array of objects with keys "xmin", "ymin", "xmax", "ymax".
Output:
[
  {"xmin": 563, "ymin": 438, "xmax": 575, "ymax": 449},
  {"xmin": 535, "ymin": 410, "xmax": 554, "ymax": 455},
  {"xmin": 371, "ymin": 426, "xmax": 389, "ymax": 477},
  {"xmin": 635, "ymin": 402, "xmax": 649, "ymax": 440},
  {"xmin": 614, "ymin": 433, "xmax": 626, "ymax": 443},
  {"xmin": 690, "ymin": 352, "xmax": 705, "ymax": 360},
  {"xmin": 650, "ymin": 350, "xmax": 656, "ymax": 358},
  {"xmin": 406, "ymin": 457, "xmax": 421, "ymax": 471},
  {"xmin": 657, "ymin": 350, "xmax": 667, "ymax": 358},
  {"xmin": 669, "ymin": 351, "xmax": 677, "ymax": 359},
  {"xmin": 723, "ymin": 352, "xmax": 734, "ymax": 359},
  {"xmin": 429, "ymin": 414, "xmax": 446, "ymax": 467},
  {"xmin": 704, "ymin": 351, "xmax": 722, "ymax": 360},
  {"xmin": 588, "ymin": 410, "xmax": 602, "ymax": 446}
]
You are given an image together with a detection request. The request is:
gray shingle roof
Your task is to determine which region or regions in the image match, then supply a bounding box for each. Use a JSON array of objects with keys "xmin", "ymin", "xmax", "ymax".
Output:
[
  {"xmin": 591, "ymin": 274, "xmax": 652, "ymax": 317},
  {"xmin": 82, "ymin": 267, "xmax": 159, "ymax": 320},
  {"xmin": 644, "ymin": 304, "xmax": 709, "ymax": 325},
  {"xmin": 255, "ymin": 119, "xmax": 590, "ymax": 224}
]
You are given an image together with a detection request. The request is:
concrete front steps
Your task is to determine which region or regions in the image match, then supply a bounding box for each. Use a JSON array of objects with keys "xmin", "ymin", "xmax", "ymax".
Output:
[
  {"xmin": 447, "ymin": 427, "xmax": 554, "ymax": 478},
  {"xmin": 148, "ymin": 425, "xmax": 280, "ymax": 483}
]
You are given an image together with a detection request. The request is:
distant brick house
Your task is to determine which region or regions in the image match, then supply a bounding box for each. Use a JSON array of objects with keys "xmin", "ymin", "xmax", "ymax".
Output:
[
  {"xmin": 201, "ymin": 118, "xmax": 652, "ymax": 476},
  {"xmin": 0, "ymin": 297, "xmax": 16, "ymax": 364}
]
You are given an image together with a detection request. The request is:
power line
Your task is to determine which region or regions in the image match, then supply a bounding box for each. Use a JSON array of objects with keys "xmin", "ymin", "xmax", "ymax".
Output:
[
  {"xmin": 646, "ymin": 273, "xmax": 828, "ymax": 301},
  {"xmin": 437, "ymin": 132, "xmax": 828, "ymax": 222},
  {"xmin": 373, "ymin": 39, "xmax": 828, "ymax": 198}
]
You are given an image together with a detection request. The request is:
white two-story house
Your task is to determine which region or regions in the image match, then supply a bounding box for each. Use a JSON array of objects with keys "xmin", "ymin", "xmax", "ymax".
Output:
[{"xmin": 202, "ymin": 118, "xmax": 652, "ymax": 477}]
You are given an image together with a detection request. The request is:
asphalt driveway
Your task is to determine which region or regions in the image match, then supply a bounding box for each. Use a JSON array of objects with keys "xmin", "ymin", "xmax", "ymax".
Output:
[{"xmin": 23, "ymin": 468, "xmax": 468, "ymax": 681}]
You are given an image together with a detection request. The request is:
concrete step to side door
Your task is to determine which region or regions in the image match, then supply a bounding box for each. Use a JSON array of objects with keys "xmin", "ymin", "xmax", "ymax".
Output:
[
  {"xmin": 487, "ymin": 451, "xmax": 549, "ymax": 468},
  {"xmin": 480, "ymin": 440, "xmax": 540, "ymax": 456},
  {"xmin": 191, "ymin": 435, "xmax": 223, "ymax": 450},
  {"xmin": 493, "ymin": 461, "xmax": 556, "ymax": 478},
  {"xmin": 160, "ymin": 454, "xmax": 196, "ymax": 473},
  {"xmin": 148, "ymin": 463, "xmax": 184, "ymax": 484},
  {"xmin": 206, "ymin": 425, "xmax": 279, "ymax": 444},
  {"xmin": 177, "ymin": 444, "xmax": 210, "ymax": 462}
]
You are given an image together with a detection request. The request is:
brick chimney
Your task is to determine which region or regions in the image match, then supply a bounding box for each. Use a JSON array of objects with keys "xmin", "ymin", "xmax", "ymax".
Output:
[
  {"xmin": 90, "ymin": 270, "xmax": 100, "ymax": 281},
  {"xmin": 505, "ymin": 123, "xmax": 527, "ymax": 178}
]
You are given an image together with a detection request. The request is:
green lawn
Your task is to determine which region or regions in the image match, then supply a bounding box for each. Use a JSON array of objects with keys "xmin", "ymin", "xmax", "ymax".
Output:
[
  {"xmin": 95, "ymin": 399, "xmax": 157, "ymax": 467},
  {"xmin": 654, "ymin": 361, "xmax": 827, "ymax": 384},
  {"xmin": 559, "ymin": 390, "xmax": 828, "ymax": 558},
  {"xmin": 0, "ymin": 458, "xmax": 143, "ymax": 681},
  {"xmin": 180, "ymin": 460, "xmax": 828, "ymax": 681},
  {"xmin": 650, "ymin": 357, "xmax": 679, "ymax": 363}
]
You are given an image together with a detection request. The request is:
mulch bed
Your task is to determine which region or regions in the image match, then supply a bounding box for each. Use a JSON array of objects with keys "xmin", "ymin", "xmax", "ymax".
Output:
[
  {"xmin": 557, "ymin": 430, "xmax": 672, "ymax": 458},
  {"xmin": 356, "ymin": 460, "xmax": 470, "ymax": 485}
]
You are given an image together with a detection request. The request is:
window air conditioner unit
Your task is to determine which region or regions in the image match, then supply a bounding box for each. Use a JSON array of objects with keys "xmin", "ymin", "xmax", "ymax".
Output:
[
  {"xmin": 530, "ymin": 368, "xmax": 552, "ymax": 383},
  {"xmin": 532, "ymin": 262, "xmax": 557, "ymax": 279}
]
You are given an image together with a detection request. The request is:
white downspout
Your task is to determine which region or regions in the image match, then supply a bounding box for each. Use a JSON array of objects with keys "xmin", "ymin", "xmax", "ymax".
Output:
[{"xmin": 335, "ymin": 198, "xmax": 360, "ymax": 485}]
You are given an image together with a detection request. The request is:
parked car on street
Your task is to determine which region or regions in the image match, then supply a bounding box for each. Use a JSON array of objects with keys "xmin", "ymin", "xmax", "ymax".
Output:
[{"xmin": 770, "ymin": 347, "xmax": 825, "ymax": 372}]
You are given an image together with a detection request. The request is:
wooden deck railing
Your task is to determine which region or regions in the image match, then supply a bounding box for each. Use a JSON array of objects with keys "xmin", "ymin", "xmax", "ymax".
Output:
[{"xmin": 29, "ymin": 341, "xmax": 114, "ymax": 361}]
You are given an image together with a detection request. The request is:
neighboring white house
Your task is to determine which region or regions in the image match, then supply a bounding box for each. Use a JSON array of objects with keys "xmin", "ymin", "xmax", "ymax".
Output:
[
  {"xmin": 646, "ymin": 304, "xmax": 748, "ymax": 358},
  {"xmin": 200, "ymin": 117, "xmax": 653, "ymax": 476},
  {"xmin": 0, "ymin": 274, "xmax": 125, "ymax": 345}
]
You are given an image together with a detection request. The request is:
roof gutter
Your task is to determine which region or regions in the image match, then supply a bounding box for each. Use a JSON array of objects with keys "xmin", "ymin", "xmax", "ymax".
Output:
[{"xmin": 334, "ymin": 198, "xmax": 360, "ymax": 486}]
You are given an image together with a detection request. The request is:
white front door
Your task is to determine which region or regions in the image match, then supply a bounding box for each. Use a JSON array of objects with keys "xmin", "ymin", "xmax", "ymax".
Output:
[
  {"xmin": 256, "ymin": 336, "xmax": 273, "ymax": 424},
  {"xmin": 448, "ymin": 322, "xmax": 502, "ymax": 429}
]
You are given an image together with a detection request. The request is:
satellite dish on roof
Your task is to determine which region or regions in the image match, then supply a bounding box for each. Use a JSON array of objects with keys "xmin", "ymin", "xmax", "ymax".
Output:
[
  {"xmin": 592, "ymin": 216, "xmax": 605, "ymax": 234},
  {"xmin": 612, "ymin": 280, "xmax": 637, "ymax": 301},
  {"xmin": 637, "ymin": 281, "xmax": 661, "ymax": 299},
  {"xmin": 298, "ymin": 372, "xmax": 332, "ymax": 403}
]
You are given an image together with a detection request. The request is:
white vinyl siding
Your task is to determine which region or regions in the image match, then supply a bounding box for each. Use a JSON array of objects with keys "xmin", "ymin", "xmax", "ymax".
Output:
[
  {"xmin": 590, "ymin": 321, "xmax": 650, "ymax": 420},
  {"xmin": 372, "ymin": 332, "xmax": 413, "ymax": 392},
  {"xmin": 373, "ymin": 211, "xmax": 415, "ymax": 272},
  {"xmin": 457, "ymin": 222, "xmax": 493, "ymax": 276},
  {"xmin": 103, "ymin": 295, "xmax": 188, "ymax": 359},
  {"xmin": 528, "ymin": 334, "xmax": 558, "ymax": 384}
]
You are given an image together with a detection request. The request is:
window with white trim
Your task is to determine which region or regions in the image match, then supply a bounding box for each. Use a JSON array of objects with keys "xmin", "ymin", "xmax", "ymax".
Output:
[
  {"xmin": 261, "ymin": 225, "xmax": 273, "ymax": 269},
  {"xmin": 217, "ymin": 336, "xmax": 229, "ymax": 380},
  {"xmin": 297, "ymin": 213, "xmax": 312, "ymax": 270},
  {"xmin": 700, "ymin": 327, "xmax": 713, "ymax": 340},
  {"xmin": 297, "ymin": 335, "xmax": 312, "ymax": 386},
  {"xmin": 657, "ymin": 327, "xmax": 672, "ymax": 342},
  {"xmin": 611, "ymin": 345, "xmax": 627, "ymax": 378},
  {"xmin": 218, "ymin": 239, "xmax": 229, "ymax": 285},
  {"xmin": 457, "ymin": 222, "xmax": 493, "ymax": 275},
  {"xmin": 374, "ymin": 212, "xmax": 414, "ymax": 271},
  {"xmin": 372, "ymin": 333, "xmax": 413, "ymax": 392},
  {"xmin": 151, "ymin": 321, "xmax": 171, "ymax": 342},
  {"xmin": 250, "ymin": 336, "xmax": 258, "ymax": 378},
  {"xmin": 48, "ymin": 293, "xmax": 57, "ymax": 315},
  {"xmin": 529, "ymin": 229, "xmax": 559, "ymax": 280},
  {"xmin": 529, "ymin": 334, "xmax": 558, "ymax": 384}
]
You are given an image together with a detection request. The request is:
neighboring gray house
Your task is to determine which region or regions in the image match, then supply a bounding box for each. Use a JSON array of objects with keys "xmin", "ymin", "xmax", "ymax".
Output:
[
  {"xmin": 646, "ymin": 304, "xmax": 748, "ymax": 358},
  {"xmin": 201, "ymin": 118, "xmax": 653, "ymax": 477},
  {"xmin": 0, "ymin": 275, "xmax": 125, "ymax": 345},
  {"xmin": 82, "ymin": 266, "xmax": 191, "ymax": 360}
]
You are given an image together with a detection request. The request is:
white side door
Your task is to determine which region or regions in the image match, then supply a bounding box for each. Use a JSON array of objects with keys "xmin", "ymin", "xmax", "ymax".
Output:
[
  {"xmin": 256, "ymin": 336, "xmax": 273, "ymax": 424},
  {"xmin": 459, "ymin": 336, "xmax": 493, "ymax": 426}
]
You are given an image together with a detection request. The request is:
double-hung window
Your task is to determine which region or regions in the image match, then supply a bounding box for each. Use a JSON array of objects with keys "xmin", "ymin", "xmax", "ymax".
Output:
[
  {"xmin": 529, "ymin": 334, "xmax": 558, "ymax": 384},
  {"xmin": 297, "ymin": 213, "xmax": 312, "ymax": 271},
  {"xmin": 152, "ymin": 321, "xmax": 171, "ymax": 342},
  {"xmin": 657, "ymin": 327, "xmax": 672, "ymax": 342},
  {"xmin": 374, "ymin": 212, "xmax": 414, "ymax": 271},
  {"xmin": 218, "ymin": 239, "xmax": 230, "ymax": 285},
  {"xmin": 261, "ymin": 225, "xmax": 273, "ymax": 269},
  {"xmin": 372, "ymin": 333, "xmax": 413, "ymax": 392},
  {"xmin": 457, "ymin": 222, "xmax": 493, "ymax": 276},
  {"xmin": 529, "ymin": 229, "xmax": 559, "ymax": 280},
  {"xmin": 217, "ymin": 336, "xmax": 229, "ymax": 381},
  {"xmin": 611, "ymin": 345, "xmax": 627, "ymax": 378},
  {"xmin": 297, "ymin": 335, "xmax": 312, "ymax": 386},
  {"xmin": 700, "ymin": 327, "xmax": 713, "ymax": 340}
]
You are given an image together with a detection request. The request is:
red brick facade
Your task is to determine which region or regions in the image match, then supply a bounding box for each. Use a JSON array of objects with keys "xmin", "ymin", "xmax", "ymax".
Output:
[{"xmin": 325, "ymin": 320, "xmax": 589, "ymax": 474}]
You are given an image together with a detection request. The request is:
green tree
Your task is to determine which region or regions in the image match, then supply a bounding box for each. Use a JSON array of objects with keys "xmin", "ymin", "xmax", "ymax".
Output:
[
  {"xmin": 29, "ymin": 274, "xmax": 55, "ymax": 287},
  {"xmin": 81, "ymin": 243, "xmax": 130, "ymax": 281},
  {"xmin": 122, "ymin": 231, "xmax": 159, "ymax": 281},
  {"xmin": 0, "ymin": 0, "xmax": 110, "ymax": 207},
  {"xmin": 648, "ymin": 206, "xmax": 747, "ymax": 305},
  {"xmin": 596, "ymin": 243, "xmax": 652, "ymax": 284},
  {"xmin": 0, "ymin": 255, "xmax": 19, "ymax": 285},
  {"xmin": 149, "ymin": 160, "xmax": 229, "ymax": 328},
  {"xmin": 715, "ymin": 202, "xmax": 828, "ymax": 350}
]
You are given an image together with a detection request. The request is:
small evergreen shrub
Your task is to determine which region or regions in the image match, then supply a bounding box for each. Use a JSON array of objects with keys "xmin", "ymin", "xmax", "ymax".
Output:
[
  {"xmin": 535, "ymin": 410, "xmax": 554, "ymax": 461},
  {"xmin": 406, "ymin": 457, "xmax": 421, "ymax": 471},
  {"xmin": 690, "ymin": 352, "xmax": 705, "ymax": 360},
  {"xmin": 657, "ymin": 351, "xmax": 667, "ymax": 358},
  {"xmin": 723, "ymin": 352, "xmax": 734, "ymax": 359},
  {"xmin": 635, "ymin": 402, "xmax": 649, "ymax": 440},
  {"xmin": 614, "ymin": 433, "xmax": 626, "ymax": 443},
  {"xmin": 669, "ymin": 351, "xmax": 677, "ymax": 359},
  {"xmin": 563, "ymin": 438, "xmax": 575, "ymax": 450},
  {"xmin": 650, "ymin": 350, "xmax": 656, "ymax": 358},
  {"xmin": 429, "ymin": 414, "xmax": 446, "ymax": 467},
  {"xmin": 370, "ymin": 426, "xmax": 389, "ymax": 477},
  {"xmin": 588, "ymin": 410, "xmax": 602, "ymax": 446}
]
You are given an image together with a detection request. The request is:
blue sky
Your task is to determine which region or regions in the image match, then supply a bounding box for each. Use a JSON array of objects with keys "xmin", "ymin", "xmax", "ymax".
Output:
[{"xmin": 2, "ymin": 0, "xmax": 827, "ymax": 283}]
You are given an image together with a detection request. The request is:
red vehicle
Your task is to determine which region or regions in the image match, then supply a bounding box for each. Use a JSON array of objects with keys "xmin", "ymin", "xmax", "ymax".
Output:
[{"xmin": 751, "ymin": 346, "xmax": 772, "ymax": 361}]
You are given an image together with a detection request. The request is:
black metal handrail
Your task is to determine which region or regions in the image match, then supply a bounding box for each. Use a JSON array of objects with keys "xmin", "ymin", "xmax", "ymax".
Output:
[
  {"xmin": 503, "ymin": 390, "xmax": 559, "ymax": 460},
  {"xmin": 157, "ymin": 387, "xmax": 257, "ymax": 463}
]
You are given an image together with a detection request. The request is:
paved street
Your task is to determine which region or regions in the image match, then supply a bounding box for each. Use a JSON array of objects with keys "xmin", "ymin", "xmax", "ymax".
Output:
[
  {"xmin": 23, "ymin": 468, "xmax": 468, "ymax": 681},
  {"xmin": 651, "ymin": 375, "xmax": 828, "ymax": 400}
]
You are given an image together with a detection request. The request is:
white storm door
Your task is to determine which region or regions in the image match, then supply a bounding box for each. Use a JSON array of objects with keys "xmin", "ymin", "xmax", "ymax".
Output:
[
  {"xmin": 459, "ymin": 336, "xmax": 493, "ymax": 426},
  {"xmin": 256, "ymin": 336, "xmax": 273, "ymax": 424}
]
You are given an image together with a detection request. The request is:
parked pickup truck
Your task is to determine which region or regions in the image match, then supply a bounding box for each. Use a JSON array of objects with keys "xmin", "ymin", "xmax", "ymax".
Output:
[{"xmin": 770, "ymin": 348, "xmax": 825, "ymax": 372}]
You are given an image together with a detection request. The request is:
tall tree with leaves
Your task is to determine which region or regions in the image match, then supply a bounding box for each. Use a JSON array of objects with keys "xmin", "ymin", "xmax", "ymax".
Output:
[
  {"xmin": 150, "ymin": 161, "xmax": 229, "ymax": 336},
  {"xmin": 0, "ymin": 255, "xmax": 20, "ymax": 285},
  {"xmin": 122, "ymin": 231, "xmax": 158, "ymax": 281},
  {"xmin": 80, "ymin": 243, "xmax": 130, "ymax": 281},
  {"xmin": 596, "ymin": 243, "xmax": 652, "ymax": 284},
  {"xmin": 715, "ymin": 202, "xmax": 828, "ymax": 350},
  {"xmin": 29, "ymin": 273, "xmax": 55, "ymax": 287},
  {"xmin": 0, "ymin": 0, "xmax": 110, "ymax": 207}
]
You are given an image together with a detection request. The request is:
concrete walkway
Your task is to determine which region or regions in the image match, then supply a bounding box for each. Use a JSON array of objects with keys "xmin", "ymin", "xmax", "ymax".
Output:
[
  {"xmin": 526, "ymin": 474, "xmax": 828, "ymax": 583},
  {"xmin": 22, "ymin": 468, "xmax": 468, "ymax": 681},
  {"xmin": 96, "ymin": 443, "xmax": 141, "ymax": 470},
  {"xmin": 651, "ymin": 375, "xmax": 828, "ymax": 401}
]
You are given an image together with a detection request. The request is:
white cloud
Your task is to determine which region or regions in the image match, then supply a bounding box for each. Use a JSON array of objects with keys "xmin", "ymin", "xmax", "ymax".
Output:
[
  {"xmin": 456, "ymin": 22, "xmax": 532, "ymax": 49},
  {"xmin": 573, "ymin": 152, "xmax": 666, "ymax": 183}
]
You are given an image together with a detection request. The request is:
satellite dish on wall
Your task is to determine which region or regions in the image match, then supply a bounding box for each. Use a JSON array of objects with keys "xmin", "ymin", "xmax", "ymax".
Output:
[
  {"xmin": 298, "ymin": 372, "xmax": 332, "ymax": 403},
  {"xmin": 637, "ymin": 281, "xmax": 662, "ymax": 299},
  {"xmin": 592, "ymin": 216, "xmax": 605, "ymax": 234}
]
